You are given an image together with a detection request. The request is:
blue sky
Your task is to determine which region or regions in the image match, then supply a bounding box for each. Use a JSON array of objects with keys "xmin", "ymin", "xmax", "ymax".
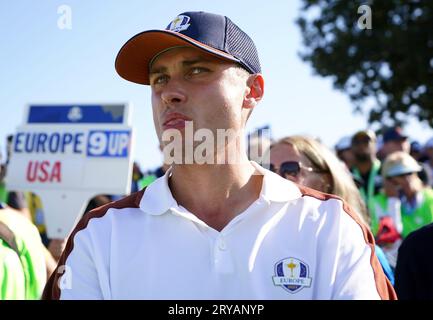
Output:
[{"xmin": 1, "ymin": 0, "xmax": 433, "ymax": 170}]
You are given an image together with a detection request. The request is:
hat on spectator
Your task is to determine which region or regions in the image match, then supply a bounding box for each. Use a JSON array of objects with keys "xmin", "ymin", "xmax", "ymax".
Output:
[
  {"xmin": 383, "ymin": 127, "xmax": 408, "ymax": 143},
  {"xmin": 335, "ymin": 136, "xmax": 352, "ymax": 151},
  {"xmin": 351, "ymin": 130, "xmax": 376, "ymax": 145},
  {"xmin": 410, "ymin": 141, "xmax": 422, "ymax": 153},
  {"xmin": 382, "ymin": 151, "xmax": 422, "ymax": 178}
]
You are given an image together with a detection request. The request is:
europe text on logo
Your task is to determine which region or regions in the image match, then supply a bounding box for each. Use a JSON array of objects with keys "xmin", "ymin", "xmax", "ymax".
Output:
[{"xmin": 272, "ymin": 257, "xmax": 312, "ymax": 294}]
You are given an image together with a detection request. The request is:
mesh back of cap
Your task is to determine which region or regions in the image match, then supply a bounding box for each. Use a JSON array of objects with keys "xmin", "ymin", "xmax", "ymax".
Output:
[{"xmin": 225, "ymin": 18, "xmax": 261, "ymax": 74}]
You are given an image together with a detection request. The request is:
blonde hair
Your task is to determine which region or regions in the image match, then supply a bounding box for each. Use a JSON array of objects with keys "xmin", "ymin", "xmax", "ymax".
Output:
[{"xmin": 270, "ymin": 135, "xmax": 369, "ymax": 225}]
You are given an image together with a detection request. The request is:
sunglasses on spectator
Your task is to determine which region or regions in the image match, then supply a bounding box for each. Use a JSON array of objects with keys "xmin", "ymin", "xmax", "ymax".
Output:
[{"xmin": 269, "ymin": 161, "xmax": 329, "ymax": 178}]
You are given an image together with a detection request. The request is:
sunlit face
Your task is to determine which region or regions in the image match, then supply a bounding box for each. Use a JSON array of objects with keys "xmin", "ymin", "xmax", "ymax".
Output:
[
  {"xmin": 387, "ymin": 172, "xmax": 419, "ymax": 195},
  {"xmin": 383, "ymin": 140, "xmax": 410, "ymax": 157},
  {"xmin": 351, "ymin": 135, "xmax": 376, "ymax": 162},
  {"xmin": 269, "ymin": 143, "xmax": 332, "ymax": 193},
  {"xmin": 149, "ymin": 47, "xmax": 250, "ymax": 154},
  {"xmin": 337, "ymin": 149, "xmax": 355, "ymax": 169}
]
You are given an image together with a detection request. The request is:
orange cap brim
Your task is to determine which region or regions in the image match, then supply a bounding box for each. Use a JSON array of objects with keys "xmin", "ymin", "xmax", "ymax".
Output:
[{"xmin": 115, "ymin": 30, "xmax": 240, "ymax": 85}]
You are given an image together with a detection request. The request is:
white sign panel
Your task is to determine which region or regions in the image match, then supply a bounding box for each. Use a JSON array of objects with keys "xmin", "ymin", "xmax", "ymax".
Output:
[{"xmin": 6, "ymin": 104, "xmax": 134, "ymax": 238}]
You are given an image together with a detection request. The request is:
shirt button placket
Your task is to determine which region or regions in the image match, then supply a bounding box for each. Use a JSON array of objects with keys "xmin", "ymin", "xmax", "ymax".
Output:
[
  {"xmin": 213, "ymin": 236, "xmax": 234, "ymax": 274},
  {"xmin": 218, "ymin": 238, "xmax": 227, "ymax": 251}
]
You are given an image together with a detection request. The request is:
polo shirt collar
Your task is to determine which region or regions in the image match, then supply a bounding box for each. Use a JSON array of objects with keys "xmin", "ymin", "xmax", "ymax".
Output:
[
  {"xmin": 139, "ymin": 162, "xmax": 302, "ymax": 216},
  {"xmin": 250, "ymin": 161, "xmax": 302, "ymax": 202},
  {"xmin": 139, "ymin": 166, "xmax": 176, "ymax": 215}
]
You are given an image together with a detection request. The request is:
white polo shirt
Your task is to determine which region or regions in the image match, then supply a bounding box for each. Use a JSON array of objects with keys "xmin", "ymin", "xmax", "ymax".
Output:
[{"xmin": 43, "ymin": 162, "xmax": 395, "ymax": 300}]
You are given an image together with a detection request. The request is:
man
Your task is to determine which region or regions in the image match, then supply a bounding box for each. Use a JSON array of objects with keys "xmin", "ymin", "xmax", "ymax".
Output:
[
  {"xmin": 0, "ymin": 219, "xmax": 25, "ymax": 299},
  {"xmin": 335, "ymin": 135, "xmax": 355, "ymax": 170},
  {"xmin": 410, "ymin": 141, "xmax": 423, "ymax": 162},
  {"xmin": 380, "ymin": 127, "xmax": 410, "ymax": 159},
  {"xmin": 371, "ymin": 151, "xmax": 433, "ymax": 269},
  {"xmin": 377, "ymin": 152, "xmax": 433, "ymax": 239},
  {"xmin": 0, "ymin": 155, "xmax": 47, "ymax": 299},
  {"xmin": 351, "ymin": 130, "xmax": 382, "ymax": 216},
  {"xmin": 0, "ymin": 202, "xmax": 47, "ymax": 299},
  {"xmin": 394, "ymin": 222, "xmax": 433, "ymax": 299},
  {"xmin": 42, "ymin": 11, "xmax": 395, "ymax": 299},
  {"xmin": 0, "ymin": 140, "xmax": 31, "ymax": 220},
  {"xmin": 424, "ymin": 137, "xmax": 433, "ymax": 187}
]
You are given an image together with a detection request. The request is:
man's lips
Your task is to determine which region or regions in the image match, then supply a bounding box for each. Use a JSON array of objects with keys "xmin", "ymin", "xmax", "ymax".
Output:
[{"xmin": 162, "ymin": 113, "xmax": 192, "ymax": 130}]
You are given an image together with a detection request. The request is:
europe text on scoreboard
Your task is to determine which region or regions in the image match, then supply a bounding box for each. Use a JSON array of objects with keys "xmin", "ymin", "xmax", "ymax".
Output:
[{"xmin": 6, "ymin": 104, "xmax": 134, "ymax": 238}]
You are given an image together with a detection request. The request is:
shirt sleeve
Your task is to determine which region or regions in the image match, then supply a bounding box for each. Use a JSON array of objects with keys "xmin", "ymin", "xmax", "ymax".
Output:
[
  {"xmin": 58, "ymin": 227, "xmax": 105, "ymax": 300},
  {"xmin": 331, "ymin": 201, "xmax": 392, "ymax": 299}
]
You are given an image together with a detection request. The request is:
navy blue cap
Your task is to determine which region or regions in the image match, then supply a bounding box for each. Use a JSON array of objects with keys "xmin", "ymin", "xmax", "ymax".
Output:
[
  {"xmin": 115, "ymin": 11, "xmax": 261, "ymax": 85},
  {"xmin": 410, "ymin": 141, "xmax": 422, "ymax": 153},
  {"xmin": 383, "ymin": 127, "xmax": 408, "ymax": 143}
]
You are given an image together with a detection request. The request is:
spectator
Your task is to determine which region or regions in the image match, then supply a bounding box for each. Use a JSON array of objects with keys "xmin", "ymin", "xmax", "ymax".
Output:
[
  {"xmin": 139, "ymin": 145, "xmax": 170, "ymax": 189},
  {"xmin": 410, "ymin": 141, "xmax": 424, "ymax": 162},
  {"xmin": 0, "ymin": 203, "xmax": 46, "ymax": 299},
  {"xmin": 131, "ymin": 162, "xmax": 144, "ymax": 193},
  {"xmin": 139, "ymin": 166, "xmax": 167, "ymax": 189},
  {"xmin": 394, "ymin": 222, "xmax": 433, "ymax": 299},
  {"xmin": 0, "ymin": 219, "xmax": 25, "ymax": 299},
  {"xmin": 424, "ymin": 137, "xmax": 433, "ymax": 187},
  {"xmin": 410, "ymin": 141, "xmax": 433, "ymax": 187},
  {"xmin": 376, "ymin": 151, "xmax": 433, "ymax": 238},
  {"xmin": 267, "ymin": 135, "xmax": 394, "ymax": 284},
  {"xmin": 380, "ymin": 127, "xmax": 410, "ymax": 158},
  {"xmin": 25, "ymin": 192, "xmax": 49, "ymax": 246},
  {"xmin": 0, "ymin": 140, "xmax": 31, "ymax": 220},
  {"xmin": 371, "ymin": 151, "xmax": 433, "ymax": 268},
  {"xmin": 84, "ymin": 195, "xmax": 113, "ymax": 214},
  {"xmin": 247, "ymin": 125, "xmax": 272, "ymax": 164},
  {"xmin": 351, "ymin": 130, "xmax": 382, "ymax": 217},
  {"xmin": 335, "ymin": 136, "xmax": 355, "ymax": 170}
]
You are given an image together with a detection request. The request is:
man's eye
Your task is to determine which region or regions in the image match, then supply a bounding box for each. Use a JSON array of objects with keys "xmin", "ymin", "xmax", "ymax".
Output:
[
  {"xmin": 152, "ymin": 75, "xmax": 169, "ymax": 85},
  {"xmin": 189, "ymin": 67, "xmax": 209, "ymax": 75}
]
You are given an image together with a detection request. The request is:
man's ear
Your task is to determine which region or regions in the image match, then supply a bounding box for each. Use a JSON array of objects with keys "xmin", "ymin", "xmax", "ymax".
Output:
[{"xmin": 243, "ymin": 74, "xmax": 264, "ymax": 109}]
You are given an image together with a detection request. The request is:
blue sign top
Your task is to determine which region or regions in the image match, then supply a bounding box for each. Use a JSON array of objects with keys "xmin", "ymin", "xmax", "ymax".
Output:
[{"xmin": 27, "ymin": 105, "xmax": 126, "ymax": 124}]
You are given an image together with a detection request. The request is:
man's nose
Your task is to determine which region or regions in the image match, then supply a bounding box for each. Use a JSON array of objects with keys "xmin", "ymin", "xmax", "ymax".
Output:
[{"xmin": 161, "ymin": 81, "xmax": 187, "ymax": 106}]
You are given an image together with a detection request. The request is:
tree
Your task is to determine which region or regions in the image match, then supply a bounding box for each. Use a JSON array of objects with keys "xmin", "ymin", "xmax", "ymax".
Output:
[{"xmin": 297, "ymin": 0, "xmax": 433, "ymax": 128}]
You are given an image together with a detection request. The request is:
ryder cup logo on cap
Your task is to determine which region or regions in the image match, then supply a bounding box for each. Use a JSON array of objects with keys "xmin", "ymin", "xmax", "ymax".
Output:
[
  {"xmin": 272, "ymin": 257, "xmax": 312, "ymax": 294},
  {"xmin": 167, "ymin": 15, "xmax": 191, "ymax": 32},
  {"xmin": 115, "ymin": 11, "xmax": 261, "ymax": 85}
]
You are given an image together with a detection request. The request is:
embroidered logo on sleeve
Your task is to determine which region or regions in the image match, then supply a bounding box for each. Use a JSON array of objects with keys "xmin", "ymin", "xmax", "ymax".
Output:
[{"xmin": 272, "ymin": 257, "xmax": 312, "ymax": 294}]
